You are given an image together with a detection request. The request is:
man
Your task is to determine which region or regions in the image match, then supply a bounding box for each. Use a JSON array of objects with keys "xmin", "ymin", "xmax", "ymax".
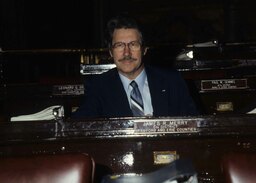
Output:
[{"xmin": 73, "ymin": 15, "xmax": 199, "ymax": 118}]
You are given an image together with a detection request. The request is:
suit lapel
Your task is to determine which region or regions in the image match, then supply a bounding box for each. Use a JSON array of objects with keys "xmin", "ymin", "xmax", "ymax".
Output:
[
  {"xmin": 146, "ymin": 67, "xmax": 169, "ymax": 116},
  {"xmin": 106, "ymin": 69, "xmax": 133, "ymax": 116}
]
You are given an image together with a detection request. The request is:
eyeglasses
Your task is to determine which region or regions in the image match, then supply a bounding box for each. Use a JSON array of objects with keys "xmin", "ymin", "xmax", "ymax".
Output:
[{"xmin": 112, "ymin": 41, "xmax": 141, "ymax": 52}]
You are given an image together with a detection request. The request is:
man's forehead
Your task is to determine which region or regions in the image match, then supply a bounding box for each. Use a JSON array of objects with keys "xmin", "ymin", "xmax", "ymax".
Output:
[{"xmin": 112, "ymin": 28, "xmax": 141, "ymax": 41}]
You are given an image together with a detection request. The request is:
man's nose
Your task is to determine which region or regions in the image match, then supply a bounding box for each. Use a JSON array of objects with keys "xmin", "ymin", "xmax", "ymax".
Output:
[{"xmin": 123, "ymin": 44, "xmax": 131, "ymax": 55}]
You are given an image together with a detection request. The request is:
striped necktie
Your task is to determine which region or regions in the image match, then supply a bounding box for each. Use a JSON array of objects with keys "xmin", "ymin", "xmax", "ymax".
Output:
[{"xmin": 130, "ymin": 81, "xmax": 144, "ymax": 116}]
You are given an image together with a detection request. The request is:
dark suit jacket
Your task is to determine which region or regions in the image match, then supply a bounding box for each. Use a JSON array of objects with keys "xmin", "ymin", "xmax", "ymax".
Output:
[{"xmin": 72, "ymin": 66, "xmax": 199, "ymax": 118}]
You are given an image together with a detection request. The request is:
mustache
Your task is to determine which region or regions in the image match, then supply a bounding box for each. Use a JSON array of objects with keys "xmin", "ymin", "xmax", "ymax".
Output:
[{"xmin": 118, "ymin": 55, "xmax": 137, "ymax": 62}]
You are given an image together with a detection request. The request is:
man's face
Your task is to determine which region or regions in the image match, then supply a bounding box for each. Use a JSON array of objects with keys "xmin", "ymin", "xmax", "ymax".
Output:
[{"xmin": 110, "ymin": 28, "xmax": 146, "ymax": 80}]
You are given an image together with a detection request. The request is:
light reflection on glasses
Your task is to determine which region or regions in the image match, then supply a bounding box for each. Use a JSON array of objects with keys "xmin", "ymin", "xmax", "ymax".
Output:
[{"xmin": 112, "ymin": 41, "xmax": 141, "ymax": 51}]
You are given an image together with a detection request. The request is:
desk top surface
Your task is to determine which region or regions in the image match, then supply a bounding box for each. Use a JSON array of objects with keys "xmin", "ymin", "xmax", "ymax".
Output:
[{"xmin": 1, "ymin": 115, "xmax": 256, "ymax": 143}]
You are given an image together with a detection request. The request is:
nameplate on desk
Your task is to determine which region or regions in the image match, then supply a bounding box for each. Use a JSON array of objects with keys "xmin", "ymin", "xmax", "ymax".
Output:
[
  {"xmin": 52, "ymin": 85, "xmax": 84, "ymax": 96},
  {"xmin": 134, "ymin": 119, "xmax": 198, "ymax": 134},
  {"xmin": 201, "ymin": 79, "xmax": 248, "ymax": 91}
]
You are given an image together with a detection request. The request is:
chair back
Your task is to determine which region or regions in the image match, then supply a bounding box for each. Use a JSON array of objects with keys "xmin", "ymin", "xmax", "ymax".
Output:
[
  {"xmin": 0, "ymin": 153, "xmax": 95, "ymax": 183},
  {"xmin": 222, "ymin": 152, "xmax": 256, "ymax": 183}
]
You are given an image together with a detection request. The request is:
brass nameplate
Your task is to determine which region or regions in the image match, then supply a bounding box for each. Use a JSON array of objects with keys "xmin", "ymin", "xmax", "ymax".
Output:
[
  {"xmin": 134, "ymin": 119, "xmax": 198, "ymax": 134},
  {"xmin": 217, "ymin": 102, "xmax": 233, "ymax": 112},
  {"xmin": 153, "ymin": 151, "xmax": 179, "ymax": 164},
  {"xmin": 201, "ymin": 79, "xmax": 247, "ymax": 91},
  {"xmin": 52, "ymin": 85, "xmax": 84, "ymax": 96}
]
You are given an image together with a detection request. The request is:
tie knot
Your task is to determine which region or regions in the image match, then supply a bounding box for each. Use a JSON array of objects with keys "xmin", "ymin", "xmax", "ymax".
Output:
[{"xmin": 130, "ymin": 81, "xmax": 138, "ymax": 88}]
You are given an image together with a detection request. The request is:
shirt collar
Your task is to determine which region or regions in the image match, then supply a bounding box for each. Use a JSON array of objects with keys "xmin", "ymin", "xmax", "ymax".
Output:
[{"xmin": 119, "ymin": 69, "xmax": 146, "ymax": 92}]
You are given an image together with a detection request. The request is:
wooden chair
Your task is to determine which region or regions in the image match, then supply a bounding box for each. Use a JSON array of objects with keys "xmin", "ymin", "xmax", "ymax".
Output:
[
  {"xmin": 0, "ymin": 153, "xmax": 95, "ymax": 183},
  {"xmin": 222, "ymin": 152, "xmax": 256, "ymax": 183}
]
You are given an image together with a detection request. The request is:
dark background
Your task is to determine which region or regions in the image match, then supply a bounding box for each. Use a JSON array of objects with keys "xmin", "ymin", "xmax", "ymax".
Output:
[
  {"xmin": 1, "ymin": 0, "xmax": 256, "ymax": 50},
  {"xmin": 1, "ymin": 0, "xmax": 256, "ymax": 120}
]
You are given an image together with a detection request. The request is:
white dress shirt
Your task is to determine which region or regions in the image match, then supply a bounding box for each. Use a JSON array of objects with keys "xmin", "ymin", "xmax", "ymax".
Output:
[{"xmin": 119, "ymin": 69, "xmax": 153, "ymax": 116}]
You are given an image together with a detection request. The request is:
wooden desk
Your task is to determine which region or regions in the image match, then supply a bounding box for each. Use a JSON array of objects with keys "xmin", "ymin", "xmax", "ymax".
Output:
[{"xmin": 0, "ymin": 115, "xmax": 256, "ymax": 183}]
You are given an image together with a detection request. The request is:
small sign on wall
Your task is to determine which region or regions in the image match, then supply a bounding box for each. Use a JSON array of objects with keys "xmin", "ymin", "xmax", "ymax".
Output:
[
  {"xmin": 201, "ymin": 79, "xmax": 248, "ymax": 91},
  {"xmin": 52, "ymin": 84, "xmax": 84, "ymax": 96}
]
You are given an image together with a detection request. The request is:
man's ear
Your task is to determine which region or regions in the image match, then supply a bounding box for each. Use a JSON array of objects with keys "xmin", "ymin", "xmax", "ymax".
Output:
[{"xmin": 143, "ymin": 47, "xmax": 148, "ymax": 55}]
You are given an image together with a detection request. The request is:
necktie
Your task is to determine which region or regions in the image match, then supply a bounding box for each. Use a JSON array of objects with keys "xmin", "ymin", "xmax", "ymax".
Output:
[{"xmin": 130, "ymin": 81, "xmax": 144, "ymax": 116}]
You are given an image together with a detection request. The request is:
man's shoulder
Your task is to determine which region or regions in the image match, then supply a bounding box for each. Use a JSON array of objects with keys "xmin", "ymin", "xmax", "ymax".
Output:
[
  {"xmin": 103, "ymin": 67, "xmax": 118, "ymax": 76},
  {"xmin": 84, "ymin": 68, "xmax": 119, "ymax": 92},
  {"xmin": 91, "ymin": 68, "xmax": 118, "ymax": 82},
  {"xmin": 145, "ymin": 65, "xmax": 182, "ymax": 80}
]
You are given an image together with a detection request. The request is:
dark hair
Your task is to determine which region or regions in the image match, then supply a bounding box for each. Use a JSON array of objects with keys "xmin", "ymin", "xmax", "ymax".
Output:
[{"xmin": 106, "ymin": 15, "xmax": 144, "ymax": 48}]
